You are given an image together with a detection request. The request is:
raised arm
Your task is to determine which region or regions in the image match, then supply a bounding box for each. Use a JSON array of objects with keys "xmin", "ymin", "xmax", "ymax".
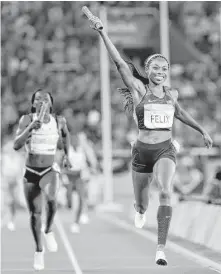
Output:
[
  {"xmin": 84, "ymin": 10, "xmax": 144, "ymax": 94},
  {"xmin": 99, "ymin": 30, "xmax": 135, "ymax": 88}
]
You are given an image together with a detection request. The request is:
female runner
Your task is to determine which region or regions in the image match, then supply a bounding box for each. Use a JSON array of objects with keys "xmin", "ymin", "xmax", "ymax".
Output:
[
  {"xmin": 84, "ymin": 13, "xmax": 213, "ymax": 265},
  {"xmin": 14, "ymin": 88, "xmax": 71, "ymax": 270}
]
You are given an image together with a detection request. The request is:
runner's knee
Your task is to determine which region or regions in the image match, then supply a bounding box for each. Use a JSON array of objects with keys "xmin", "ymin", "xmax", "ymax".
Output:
[
  {"xmin": 159, "ymin": 190, "xmax": 171, "ymax": 200},
  {"xmin": 155, "ymin": 174, "xmax": 172, "ymax": 200},
  {"xmin": 159, "ymin": 189, "xmax": 172, "ymax": 205},
  {"xmin": 47, "ymin": 193, "xmax": 57, "ymax": 201},
  {"xmin": 30, "ymin": 211, "xmax": 41, "ymax": 223}
]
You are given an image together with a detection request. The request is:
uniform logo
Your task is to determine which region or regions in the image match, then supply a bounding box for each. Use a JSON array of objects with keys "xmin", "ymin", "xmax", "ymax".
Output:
[{"xmin": 148, "ymin": 99, "xmax": 159, "ymax": 103}]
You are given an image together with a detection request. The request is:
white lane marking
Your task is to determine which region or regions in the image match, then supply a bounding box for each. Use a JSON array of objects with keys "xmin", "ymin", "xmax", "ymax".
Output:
[
  {"xmin": 1, "ymin": 269, "xmax": 75, "ymax": 272},
  {"xmin": 1, "ymin": 270, "xmax": 35, "ymax": 272},
  {"xmin": 55, "ymin": 215, "xmax": 83, "ymax": 274},
  {"xmin": 99, "ymin": 214, "xmax": 221, "ymax": 273},
  {"xmin": 0, "ymin": 265, "xmax": 206, "ymax": 272}
]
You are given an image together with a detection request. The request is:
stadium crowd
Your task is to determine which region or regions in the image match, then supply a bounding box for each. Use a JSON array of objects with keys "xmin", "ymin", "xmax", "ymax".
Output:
[{"xmin": 1, "ymin": 1, "xmax": 221, "ymax": 150}]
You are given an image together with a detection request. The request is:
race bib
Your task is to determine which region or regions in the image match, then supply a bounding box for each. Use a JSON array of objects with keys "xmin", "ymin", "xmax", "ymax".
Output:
[{"xmin": 144, "ymin": 104, "xmax": 174, "ymax": 129}]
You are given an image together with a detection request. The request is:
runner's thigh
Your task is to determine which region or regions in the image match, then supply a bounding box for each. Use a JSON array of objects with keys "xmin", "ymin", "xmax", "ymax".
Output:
[{"xmin": 39, "ymin": 171, "xmax": 60, "ymax": 200}]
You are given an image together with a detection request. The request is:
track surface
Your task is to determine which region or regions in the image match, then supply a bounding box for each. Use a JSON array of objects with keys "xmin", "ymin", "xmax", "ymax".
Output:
[{"xmin": 2, "ymin": 173, "xmax": 221, "ymax": 274}]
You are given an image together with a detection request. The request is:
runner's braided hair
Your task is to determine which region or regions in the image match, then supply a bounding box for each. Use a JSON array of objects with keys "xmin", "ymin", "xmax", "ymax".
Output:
[{"xmin": 118, "ymin": 54, "xmax": 169, "ymax": 115}]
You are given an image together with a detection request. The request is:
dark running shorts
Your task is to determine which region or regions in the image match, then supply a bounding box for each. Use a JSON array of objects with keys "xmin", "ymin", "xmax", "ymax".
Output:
[
  {"xmin": 24, "ymin": 166, "xmax": 52, "ymax": 185},
  {"xmin": 132, "ymin": 139, "xmax": 176, "ymax": 173},
  {"xmin": 65, "ymin": 171, "xmax": 84, "ymax": 192}
]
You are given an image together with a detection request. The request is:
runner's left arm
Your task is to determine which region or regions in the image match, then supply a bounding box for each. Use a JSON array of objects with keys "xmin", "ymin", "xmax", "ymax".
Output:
[
  {"xmin": 174, "ymin": 101, "xmax": 213, "ymax": 148},
  {"xmin": 60, "ymin": 117, "xmax": 71, "ymax": 166},
  {"xmin": 79, "ymin": 133, "xmax": 98, "ymax": 173}
]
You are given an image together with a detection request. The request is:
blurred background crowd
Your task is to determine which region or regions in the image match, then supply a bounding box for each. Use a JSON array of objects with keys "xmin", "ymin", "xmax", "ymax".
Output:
[
  {"xmin": 1, "ymin": 1, "xmax": 221, "ymax": 209},
  {"xmin": 1, "ymin": 1, "xmax": 221, "ymax": 148}
]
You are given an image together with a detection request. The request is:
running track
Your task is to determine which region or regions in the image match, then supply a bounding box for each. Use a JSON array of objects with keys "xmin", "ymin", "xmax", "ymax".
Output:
[{"xmin": 2, "ymin": 173, "xmax": 221, "ymax": 274}]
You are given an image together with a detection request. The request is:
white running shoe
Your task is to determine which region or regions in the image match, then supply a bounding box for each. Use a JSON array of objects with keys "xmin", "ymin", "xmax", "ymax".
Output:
[
  {"xmin": 134, "ymin": 212, "xmax": 146, "ymax": 228},
  {"xmin": 44, "ymin": 232, "xmax": 58, "ymax": 252},
  {"xmin": 80, "ymin": 214, "xmax": 89, "ymax": 224},
  {"xmin": 33, "ymin": 249, "xmax": 44, "ymax": 270},
  {"xmin": 70, "ymin": 223, "xmax": 80, "ymax": 233},
  {"xmin": 7, "ymin": 222, "xmax": 15, "ymax": 231},
  {"xmin": 155, "ymin": 250, "xmax": 168, "ymax": 266}
]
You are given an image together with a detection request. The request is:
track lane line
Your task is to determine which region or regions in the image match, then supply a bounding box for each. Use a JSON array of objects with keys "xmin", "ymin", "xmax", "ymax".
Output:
[
  {"xmin": 55, "ymin": 214, "xmax": 83, "ymax": 274},
  {"xmin": 99, "ymin": 214, "xmax": 221, "ymax": 273}
]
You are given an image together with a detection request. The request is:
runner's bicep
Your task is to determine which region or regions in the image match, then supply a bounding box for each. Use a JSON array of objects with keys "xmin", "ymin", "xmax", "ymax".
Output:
[{"xmin": 60, "ymin": 117, "xmax": 69, "ymax": 138}]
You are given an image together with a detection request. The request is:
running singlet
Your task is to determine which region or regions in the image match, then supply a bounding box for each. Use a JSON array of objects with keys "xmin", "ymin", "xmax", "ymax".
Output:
[
  {"xmin": 26, "ymin": 114, "xmax": 59, "ymax": 155},
  {"xmin": 68, "ymin": 146, "xmax": 87, "ymax": 172},
  {"xmin": 134, "ymin": 86, "xmax": 176, "ymax": 130}
]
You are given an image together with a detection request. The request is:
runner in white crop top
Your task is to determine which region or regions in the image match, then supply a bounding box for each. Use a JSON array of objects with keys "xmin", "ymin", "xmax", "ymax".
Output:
[{"xmin": 13, "ymin": 88, "xmax": 72, "ymax": 270}]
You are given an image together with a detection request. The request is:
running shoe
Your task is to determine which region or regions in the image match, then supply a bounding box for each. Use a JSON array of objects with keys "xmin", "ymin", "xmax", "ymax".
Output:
[
  {"xmin": 33, "ymin": 249, "xmax": 44, "ymax": 270},
  {"xmin": 44, "ymin": 232, "xmax": 58, "ymax": 252},
  {"xmin": 155, "ymin": 250, "xmax": 168, "ymax": 266},
  {"xmin": 70, "ymin": 223, "xmax": 80, "ymax": 233},
  {"xmin": 7, "ymin": 221, "xmax": 15, "ymax": 231},
  {"xmin": 134, "ymin": 212, "xmax": 146, "ymax": 228},
  {"xmin": 80, "ymin": 214, "xmax": 89, "ymax": 224}
]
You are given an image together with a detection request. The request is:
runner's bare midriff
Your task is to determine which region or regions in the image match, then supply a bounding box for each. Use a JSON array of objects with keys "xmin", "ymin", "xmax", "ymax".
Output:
[
  {"xmin": 26, "ymin": 154, "xmax": 55, "ymax": 168},
  {"xmin": 138, "ymin": 129, "xmax": 172, "ymax": 144}
]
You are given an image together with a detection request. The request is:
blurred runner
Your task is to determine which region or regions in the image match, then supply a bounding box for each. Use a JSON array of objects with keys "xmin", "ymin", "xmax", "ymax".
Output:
[
  {"xmin": 203, "ymin": 165, "xmax": 221, "ymax": 203},
  {"xmin": 62, "ymin": 132, "xmax": 98, "ymax": 233},
  {"xmin": 1, "ymin": 140, "xmax": 25, "ymax": 231}
]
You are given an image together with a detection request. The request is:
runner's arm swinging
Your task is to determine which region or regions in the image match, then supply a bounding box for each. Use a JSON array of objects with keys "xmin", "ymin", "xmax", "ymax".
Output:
[
  {"xmin": 60, "ymin": 117, "xmax": 71, "ymax": 158},
  {"xmin": 99, "ymin": 31, "xmax": 134, "ymax": 87},
  {"xmin": 174, "ymin": 101, "xmax": 213, "ymax": 148},
  {"xmin": 174, "ymin": 101, "xmax": 205, "ymax": 135}
]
